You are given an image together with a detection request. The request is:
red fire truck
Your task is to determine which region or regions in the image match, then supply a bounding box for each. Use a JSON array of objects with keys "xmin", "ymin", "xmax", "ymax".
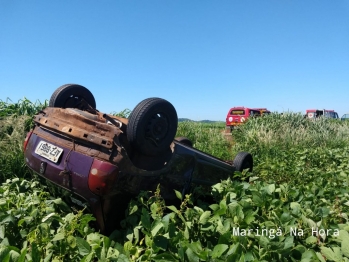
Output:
[{"xmin": 226, "ymin": 107, "xmax": 270, "ymax": 131}]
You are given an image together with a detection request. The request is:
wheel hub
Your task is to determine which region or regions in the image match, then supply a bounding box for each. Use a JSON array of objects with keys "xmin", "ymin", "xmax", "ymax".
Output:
[
  {"xmin": 147, "ymin": 114, "xmax": 168, "ymax": 141},
  {"xmin": 65, "ymin": 95, "xmax": 88, "ymax": 110}
]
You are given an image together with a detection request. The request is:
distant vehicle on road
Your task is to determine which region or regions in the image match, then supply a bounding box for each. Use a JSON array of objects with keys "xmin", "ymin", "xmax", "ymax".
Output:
[
  {"xmin": 225, "ymin": 107, "xmax": 270, "ymax": 131},
  {"xmin": 254, "ymin": 108, "xmax": 271, "ymax": 115},
  {"xmin": 305, "ymin": 109, "xmax": 339, "ymax": 119},
  {"xmin": 341, "ymin": 114, "xmax": 349, "ymax": 121}
]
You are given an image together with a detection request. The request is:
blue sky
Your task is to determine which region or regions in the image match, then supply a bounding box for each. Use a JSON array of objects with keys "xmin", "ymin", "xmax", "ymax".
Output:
[{"xmin": 1, "ymin": 1, "xmax": 348, "ymax": 121}]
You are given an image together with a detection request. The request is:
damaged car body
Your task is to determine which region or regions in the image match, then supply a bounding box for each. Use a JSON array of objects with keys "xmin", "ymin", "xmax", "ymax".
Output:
[{"xmin": 24, "ymin": 84, "xmax": 253, "ymax": 234}]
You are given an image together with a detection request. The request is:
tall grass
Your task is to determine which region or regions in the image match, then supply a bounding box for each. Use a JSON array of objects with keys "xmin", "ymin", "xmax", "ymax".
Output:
[
  {"xmin": 231, "ymin": 113, "xmax": 349, "ymax": 183},
  {"xmin": 0, "ymin": 98, "xmax": 47, "ymax": 118},
  {"xmin": 0, "ymin": 98, "xmax": 47, "ymax": 182},
  {"xmin": 0, "ymin": 116, "xmax": 33, "ymax": 181},
  {"xmin": 176, "ymin": 121, "xmax": 232, "ymax": 160}
]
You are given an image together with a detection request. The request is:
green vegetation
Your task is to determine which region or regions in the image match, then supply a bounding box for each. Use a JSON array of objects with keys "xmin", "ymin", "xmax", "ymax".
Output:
[
  {"xmin": 0, "ymin": 98, "xmax": 47, "ymax": 118},
  {"xmin": 1, "ymin": 100, "xmax": 349, "ymax": 261},
  {"xmin": 0, "ymin": 99, "xmax": 47, "ymax": 183}
]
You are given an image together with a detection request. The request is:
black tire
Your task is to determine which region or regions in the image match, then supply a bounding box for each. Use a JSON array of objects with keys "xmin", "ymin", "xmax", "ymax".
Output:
[
  {"xmin": 233, "ymin": 152, "xmax": 253, "ymax": 172},
  {"xmin": 127, "ymin": 98, "xmax": 178, "ymax": 156},
  {"xmin": 49, "ymin": 84, "xmax": 96, "ymax": 109},
  {"xmin": 175, "ymin": 137, "xmax": 193, "ymax": 147}
]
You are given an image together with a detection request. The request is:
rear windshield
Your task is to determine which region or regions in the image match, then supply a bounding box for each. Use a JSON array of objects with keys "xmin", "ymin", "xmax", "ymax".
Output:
[
  {"xmin": 230, "ymin": 110, "xmax": 245, "ymax": 115},
  {"xmin": 250, "ymin": 110, "xmax": 261, "ymax": 116}
]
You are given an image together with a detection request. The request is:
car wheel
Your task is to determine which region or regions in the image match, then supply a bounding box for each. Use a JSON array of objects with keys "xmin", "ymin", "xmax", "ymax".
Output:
[
  {"xmin": 49, "ymin": 84, "xmax": 96, "ymax": 109},
  {"xmin": 127, "ymin": 98, "xmax": 178, "ymax": 156},
  {"xmin": 175, "ymin": 137, "xmax": 193, "ymax": 147},
  {"xmin": 233, "ymin": 152, "xmax": 253, "ymax": 172}
]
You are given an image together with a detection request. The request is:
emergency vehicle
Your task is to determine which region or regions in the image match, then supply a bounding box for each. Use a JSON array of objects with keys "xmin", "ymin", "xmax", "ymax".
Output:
[
  {"xmin": 226, "ymin": 107, "xmax": 270, "ymax": 131},
  {"xmin": 305, "ymin": 109, "xmax": 339, "ymax": 119}
]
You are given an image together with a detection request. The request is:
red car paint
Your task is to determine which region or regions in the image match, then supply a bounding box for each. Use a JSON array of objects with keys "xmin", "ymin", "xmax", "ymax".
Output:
[{"xmin": 225, "ymin": 107, "xmax": 270, "ymax": 131}]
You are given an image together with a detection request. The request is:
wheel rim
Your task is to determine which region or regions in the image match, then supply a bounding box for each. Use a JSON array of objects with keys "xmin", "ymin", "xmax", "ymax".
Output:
[
  {"xmin": 63, "ymin": 95, "xmax": 84, "ymax": 108},
  {"xmin": 242, "ymin": 161, "xmax": 251, "ymax": 170},
  {"xmin": 146, "ymin": 113, "xmax": 169, "ymax": 142}
]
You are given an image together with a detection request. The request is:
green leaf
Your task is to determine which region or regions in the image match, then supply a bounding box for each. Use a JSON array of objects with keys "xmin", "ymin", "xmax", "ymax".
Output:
[
  {"xmin": 251, "ymin": 192, "xmax": 264, "ymax": 207},
  {"xmin": 52, "ymin": 198, "xmax": 71, "ymax": 212},
  {"xmin": 284, "ymin": 236, "xmax": 294, "ymax": 250},
  {"xmin": 226, "ymin": 243, "xmax": 240, "ymax": 257},
  {"xmin": 264, "ymin": 184, "xmax": 275, "ymax": 195},
  {"xmin": 0, "ymin": 246, "xmax": 10, "ymax": 262},
  {"xmin": 150, "ymin": 202, "xmax": 159, "ymax": 219},
  {"xmin": 302, "ymin": 216, "xmax": 317, "ymax": 229},
  {"xmin": 199, "ymin": 211, "xmax": 211, "ymax": 224},
  {"xmin": 153, "ymin": 235, "xmax": 168, "ymax": 251},
  {"xmin": 316, "ymin": 252, "xmax": 327, "ymax": 262},
  {"xmin": 290, "ymin": 202, "xmax": 301, "ymax": 216},
  {"xmin": 151, "ymin": 221, "xmax": 164, "ymax": 237},
  {"xmin": 87, "ymin": 233, "xmax": 101, "ymax": 248},
  {"xmin": 244, "ymin": 251, "xmax": 254, "ymax": 261},
  {"xmin": 301, "ymin": 250, "xmax": 317, "ymax": 261},
  {"xmin": 67, "ymin": 235, "xmax": 77, "ymax": 248},
  {"xmin": 211, "ymin": 244, "xmax": 228, "ymax": 258},
  {"xmin": 152, "ymin": 252, "xmax": 177, "ymax": 262},
  {"xmin": 8, "ymin": 250, "xmax": 20, "ymax": 262},
  {"xmin": 186, "ymin": 247, "xmax": 200, "ymax": 262},
  {"xmin": 320, "ymin": 246, "xmax": 342, "ymax": 261},
  {"xmin": 76, "ymin": 237, "xmax": 91, "ymax": 256},
  {"xmin": 305, "ymin": 236, "xmax": 317, "ymax": 245},
  {"xmin": 184, "ymin": 225, "xmax": 190, "ymax": 240},
  {"xmin": 243, "ymin": 211, "xmax": 255, "ymax": 225},
  {"xmin": 18, "ymin": 248, "xmax": 27, "ymax": 262},
  {"xmin": 115, "ymin": 254, "xmax": 130, "ymax": 262},
  {"xmin": 280, "ymin": 213, "xmax": 292, "ymax": 223},
  {"xmin": 41, "ymin": 212, "xmax": 56, "ymax": 222},
  {"xmin": 337, "ymin": 230, "xmax": 349, "ymax": 242},
  {"xmin": 209, "ymin": 204, "xmax": 219, "ymax": 212},
  {"xmin": 51, "ymin": 233, "xmax": 65, "ymax": 241},
  {"xmin": 174, "ymin": 190, "xmax": 182, "ymax": 200},
  {"xmin": 43, "ymin": 252, "xmax": 53, "ymax": 262},
  {"xmin": 294, "ymin": 245, "xmax": 306, "ymax": 254},
  {"xmin": 81, "ymin": 252, "xmax": 95, "ymax": 262},
  {"xmin": 228, "ymin": 203, "xmax": 244, "ymax": 220},
  {"xmin": 249, "ymin": 176, "xmax": 259, "ymax": 182},
  {"xmin": 31, "ymin": 243, "xmax": 40, "ymax": 262},
  {"xmin": 129, "ymin": 204, "xmax": 138, "ymax": 215},
  {"xmin": 342, "ymin": 238, "xmax": 349, "ymax": 258},
  {"xmin": 167, "ymin": 205, "xmax": 178, "ymax": 212},
  {"xmin": 0, "ymin": 225, "xmax": 4, "ymax": 239},
  {"xmin": 0, "ymin": 215, "xmax": 15, "ymax": 224},
  {"xmin": 187, "ymin": 242, "xmax": 203, "ymax": 255},
  {"xmin": 258, "ymin": 236, "xmax": 269, "ymax": 248},
  {"xmin": 141, "ymin": 208, "xmax": 151, "ymax": 231},
  {"xmin": 106, "ymin": 247, "xmax": 119, "ymax": 259}
]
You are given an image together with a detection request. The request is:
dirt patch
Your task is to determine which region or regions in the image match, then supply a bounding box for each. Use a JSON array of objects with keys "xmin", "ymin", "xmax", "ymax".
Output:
[{"xmin": 221, "ymin": 130, "xmax": 233, "ymax": 141}]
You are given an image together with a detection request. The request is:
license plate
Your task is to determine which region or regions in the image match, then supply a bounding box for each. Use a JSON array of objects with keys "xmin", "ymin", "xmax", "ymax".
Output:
[{"xmin": 35, "ymin": 141, "xmax": 63, "ymax": 163}]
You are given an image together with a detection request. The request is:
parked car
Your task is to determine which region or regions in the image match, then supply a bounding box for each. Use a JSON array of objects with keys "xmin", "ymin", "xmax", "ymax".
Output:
[
  {"xmin": 225, "ymin": 106, "xmax": 270, "ymax": 131},
  {"xmin": 24, "ymin": 84, "xmax": 253, "ymax": 234},
  {"xmin": 305, "ymin": 109, "xmax": 339, "ymax": 119}
]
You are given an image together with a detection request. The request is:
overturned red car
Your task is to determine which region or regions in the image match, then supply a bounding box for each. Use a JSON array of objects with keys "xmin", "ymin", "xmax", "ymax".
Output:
[{"xmin": 24, "ymin": 84, "xmax": 253, "ymax": 234}]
